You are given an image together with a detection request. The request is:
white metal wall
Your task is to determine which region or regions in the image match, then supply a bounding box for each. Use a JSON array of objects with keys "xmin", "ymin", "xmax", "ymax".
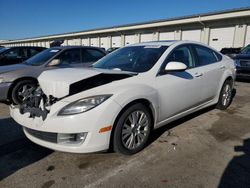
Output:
[
  {"xmin": 159, "ymin": 31, "xmax": 175, "ymax": 40},
  {"xmin": 68, "ymin": 39, "xmax": 81, "ymax": 45},
  {"xmin": 245, "ymin": 25, "xmax": 250, "ymax": 46},
  {"xmin": 209, "ymin": 27, "xmax": 235, "ymax": 50},
  {"xmin": 82, "ymin": 38, "xmax": 89, "ymax": 46},
  {"xmin": 100, "ymin": 37, "xmax": 109, "ymax": 49},
  {"xmin": 125, "ymin": 35, "xmax": 136, "ymax": 46},
  {"xmin": 140, "ymin": 33, "xmax": 153, "ymax": 42},
  {"xmin": 90, "ymin": 37, "xmax": 99, "ymax": 47},
  {"xmin": 111, "ymin": 36, "xmax": 121, "ymax": 47},
  {"xmin": 182, "ymin": 30, "xmax": 201, "ymax": 42}
]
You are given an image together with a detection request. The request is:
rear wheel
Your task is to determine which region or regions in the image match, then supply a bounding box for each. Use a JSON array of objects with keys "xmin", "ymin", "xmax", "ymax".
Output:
[
  {"xmin": 113, "ymin": 103, "xmax": 152, "ymax": 155},
  {"xmin": 11, "ymin": 80, "xmax": 37, "ymax": 105},
  {"xmin": 216, "ymin": 80, "xmax": 233, "ymax": 110}
]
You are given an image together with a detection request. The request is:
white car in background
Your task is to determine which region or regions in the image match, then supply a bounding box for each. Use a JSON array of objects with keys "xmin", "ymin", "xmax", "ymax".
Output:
[{"xmin": 10, "ymin": 41, "xmax": 236, "ymax": 155}]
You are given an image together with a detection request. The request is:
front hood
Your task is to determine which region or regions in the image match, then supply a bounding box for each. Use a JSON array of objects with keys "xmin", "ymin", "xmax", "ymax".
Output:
[
  {"xmin": 38, "ymin": 68, "xmax": 134, "ymax": 98},
  {"xmin": 0, "ymin": 64, "xmax": 29, "ymax": 74}
]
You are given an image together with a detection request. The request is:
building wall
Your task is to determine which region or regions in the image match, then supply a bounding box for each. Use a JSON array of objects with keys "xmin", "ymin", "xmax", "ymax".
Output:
[{"xmin": 1, "ymin": 9, "xmax": 250, "ymax": 51}]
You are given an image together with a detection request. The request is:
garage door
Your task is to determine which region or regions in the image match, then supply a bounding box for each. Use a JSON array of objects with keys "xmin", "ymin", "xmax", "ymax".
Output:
[
  {"xmin": 111, "ymin": 36, "xmax": 121, "ymax": 47},
  {"xmin": 209, "ymin": 27, "xmax": 235, "ymax": 51},
  {"xmin": 159, "ymin": 32, "xmax": 175, "ymax": 41},
  {"xmin": 81, "ymin": 38, "xmax": 89, "ymax": 46},
  {"xmin": 125, "ymin": 35, "xmax": 136, "ymax": 46},
  {"xmin": 100, "ymin": 37, "xmax": 109, "ymax": 49},
  {"xmin": 182, "ymin": 30, "xmax": 201, "ymax": 42},
  {"xmin": 245, "ymin": 25, "xmax": 250, "ymax": 46},
  {"xmin": 68, "ymin": 39, "xmax": 81, "ymax": 46},
  {"xmin": 140, "ymin": 33, "xmax": 153, "ymax": 42},
  {"xmin": 45, "ymin": 41, "xmax": 50, "ymax": 48},
  {"xmin": 90, "ymin": 38, "xmax": 99, "ymax": 47}
]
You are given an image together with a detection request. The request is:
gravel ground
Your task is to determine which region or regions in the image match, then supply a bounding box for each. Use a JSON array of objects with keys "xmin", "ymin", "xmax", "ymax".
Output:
[{"xmin": 0, "ymin": 81, "xmax": 249, "ymax": 188}]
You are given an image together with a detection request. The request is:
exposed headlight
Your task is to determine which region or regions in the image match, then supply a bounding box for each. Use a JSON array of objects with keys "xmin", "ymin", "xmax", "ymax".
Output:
[
  {"xmin": 58, "ymin": 95, "xmax": 112, "ymax": 116},
  {"xmin": 0, "ymin": 77, "xmax": 4, "ymax": 83}
]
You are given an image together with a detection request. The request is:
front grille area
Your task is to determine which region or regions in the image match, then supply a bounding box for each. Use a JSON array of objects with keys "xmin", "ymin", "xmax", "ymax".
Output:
[
  {"xmin": 240, "ymin": 60, "xmax": 250, "ymax": 67},
  {"xmin": 25, "ymin": 128, "xmax": 58, "ymax": 143}
]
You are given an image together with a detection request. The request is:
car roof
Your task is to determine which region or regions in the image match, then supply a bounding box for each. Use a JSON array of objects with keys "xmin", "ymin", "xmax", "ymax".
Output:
[
  {"xmin": 49, "ymin": 46, "xmax": 103, "ymax": 50},
  {"xmin": 128, "ymin": 40, "xmax": 178, "ymax": 47},
  {"xmin": 9, "ymin": 46, "xmax": 46, "ymax": 49}
]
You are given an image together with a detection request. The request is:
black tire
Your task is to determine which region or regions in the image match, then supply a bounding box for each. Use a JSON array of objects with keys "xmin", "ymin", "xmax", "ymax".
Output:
[
  {"xmin": 216, "ymin": 80, "xmax": 233, "ymax": 110},
  {"xmin": 113, "ymin": 103, "xmax": 152, "ymax": 155},
  {"xmin": 11, "ymin": 80, "xmax": 37, "ymax": 105}
]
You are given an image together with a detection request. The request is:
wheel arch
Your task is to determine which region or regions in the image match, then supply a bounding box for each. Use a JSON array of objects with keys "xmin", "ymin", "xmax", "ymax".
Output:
[{"xmin": 109, "ymin": 98, "xmax": 156, "ymax": 150}]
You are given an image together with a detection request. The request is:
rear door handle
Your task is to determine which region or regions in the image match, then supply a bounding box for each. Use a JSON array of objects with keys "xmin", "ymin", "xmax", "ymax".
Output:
[{"xmin": 194, "ymin": 72, "xmax": 203, "ymax": 77}]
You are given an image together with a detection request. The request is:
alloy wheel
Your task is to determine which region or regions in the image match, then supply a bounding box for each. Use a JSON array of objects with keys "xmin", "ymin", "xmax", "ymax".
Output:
[{"xmin": 121, "ymin": 110, "xmax": 150, "ymax": 150}]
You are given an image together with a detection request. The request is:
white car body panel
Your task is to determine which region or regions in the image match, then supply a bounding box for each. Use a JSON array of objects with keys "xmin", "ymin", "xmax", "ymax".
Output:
[{"xmin": 10, "ymin": 41, "xmax": 236, "ymax": 153}]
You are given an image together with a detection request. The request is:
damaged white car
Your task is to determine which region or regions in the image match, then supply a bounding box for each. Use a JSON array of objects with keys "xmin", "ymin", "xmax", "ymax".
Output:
[{"xmin": 10, "ymin": 41, "xmax": 236, "ymax": 155}]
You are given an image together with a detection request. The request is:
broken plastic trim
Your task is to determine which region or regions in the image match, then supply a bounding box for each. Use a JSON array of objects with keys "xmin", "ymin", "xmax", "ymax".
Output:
[{"xmin": 69, "ymin": 73, "xmax": 133, "ymax": 96}]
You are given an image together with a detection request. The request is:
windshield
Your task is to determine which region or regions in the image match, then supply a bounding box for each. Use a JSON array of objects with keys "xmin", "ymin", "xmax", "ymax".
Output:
[
  {"xmin": 241, "ymin": 45, "xmax": 250, "ymax": 55},
  {"xmin": 93, "ymin": 46, "xmax": 168, "ymax": 73},
  {"xmin": 0, "ymin": 48, "xmax": 8, "ymax": 54},
  {"xmin": 24, "ymin": 48, "xmax": 61, "ymax": 66}
]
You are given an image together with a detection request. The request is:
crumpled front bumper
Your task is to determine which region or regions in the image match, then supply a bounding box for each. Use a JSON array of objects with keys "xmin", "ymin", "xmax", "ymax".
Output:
[{"xmin": 9, "ymin": 98, "xmax": 122, "ymax": 153}]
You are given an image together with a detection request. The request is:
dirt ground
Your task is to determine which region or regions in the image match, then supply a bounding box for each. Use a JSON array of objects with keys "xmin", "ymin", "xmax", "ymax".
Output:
[{"xmin": 0, "ymin": 81, "xmax": 249, "ymax": 188}]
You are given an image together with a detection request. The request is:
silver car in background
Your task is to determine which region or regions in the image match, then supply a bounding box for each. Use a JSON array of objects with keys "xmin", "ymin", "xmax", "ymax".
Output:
[{"xmin": 0, "ymin": 46, "xmax": 106, "ymax": 104}]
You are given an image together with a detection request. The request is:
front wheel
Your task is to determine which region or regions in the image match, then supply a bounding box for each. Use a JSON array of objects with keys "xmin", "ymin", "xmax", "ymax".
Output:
[
  {"xmin": 113, "ymin": 103, "xmax": 152, "ymax": 155},
  {"xmin": 11, "ymin": 80, "xmax": 37, "ymax": 105},
  {"xmin": 216, "ymin": 80, "xmax": 233, "ymax": 110}
]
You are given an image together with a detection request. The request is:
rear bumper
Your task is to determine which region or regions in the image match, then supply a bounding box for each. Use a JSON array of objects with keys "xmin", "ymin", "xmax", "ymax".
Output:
[{"xmin": 0, "ymin": 82, "xmax": 12, "ymax": 101}]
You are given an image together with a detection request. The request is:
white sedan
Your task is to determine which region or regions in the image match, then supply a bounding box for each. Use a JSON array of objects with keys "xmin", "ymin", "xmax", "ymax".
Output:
[{"xmin": 10, "ymin": 41, "xmax": 236, "ymax": 155}]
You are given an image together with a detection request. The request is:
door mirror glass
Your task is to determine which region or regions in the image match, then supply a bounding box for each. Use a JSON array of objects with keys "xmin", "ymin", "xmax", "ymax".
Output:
[
  {"xmin": 165, "ymin": 61, "xmax": 187, "ymax": 71},
  {"xmin": 48, "ymin": 59, "xmax": 61, "ymax": 66}
]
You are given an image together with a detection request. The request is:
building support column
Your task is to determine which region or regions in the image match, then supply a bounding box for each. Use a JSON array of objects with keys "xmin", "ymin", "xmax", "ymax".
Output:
[
  {"xmin": 153, "ymin": 32, "xmax": 159, "ymax": 41},
  {"xmin": 174, "ymin": 30, "xmax": 181, "ymax": 40},
  {"xmin": 233, "ymin": 24, "xmax": 247, "ymax": 48}
]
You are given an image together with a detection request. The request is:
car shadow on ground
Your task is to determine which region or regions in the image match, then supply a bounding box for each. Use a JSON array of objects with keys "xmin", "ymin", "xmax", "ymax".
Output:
[
  {"xmin": 218, "ymin": 138, "xmax": 250, "ymax": 187},
  {"xmin": 148, "ymin": 105, "xmax": 216, "ymax": 146},
  {"xmin": 0, "ymin": 118, "xmax": 53, "ymax": 180},
  {"xmin": 236, "ymin": 78, "xmax": 250, "ymax": 83}
]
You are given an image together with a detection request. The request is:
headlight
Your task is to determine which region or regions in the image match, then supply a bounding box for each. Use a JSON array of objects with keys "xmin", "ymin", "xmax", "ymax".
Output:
[
  {"xmin": 0, "ymin": 77, "xmax": 4, "ymax": 83},
  {"xmin": 58, "ymin": 95, "xmax": 112, "ymax": 116}
]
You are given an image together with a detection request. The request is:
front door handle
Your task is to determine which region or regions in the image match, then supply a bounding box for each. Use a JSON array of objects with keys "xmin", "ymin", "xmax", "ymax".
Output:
[{"xmin": 194, "ymin": 72, "xmax": 203, "ymax": 77}]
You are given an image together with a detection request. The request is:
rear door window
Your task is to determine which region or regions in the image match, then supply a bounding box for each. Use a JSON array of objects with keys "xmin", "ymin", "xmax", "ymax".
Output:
[
  {"xmin": 57, "ymin": 49, "xmax": 81, "ymax": 65},
  {"xmin": 194, "ymin": 45, "xmax": 219, "ymax": 66},
  {"xmin": 82, "ymin": 49, "xmax": 105, "ymax": 63},
  {"xmin": 29, "ymin": 48, "xmax": 42, "ymax": 57}
]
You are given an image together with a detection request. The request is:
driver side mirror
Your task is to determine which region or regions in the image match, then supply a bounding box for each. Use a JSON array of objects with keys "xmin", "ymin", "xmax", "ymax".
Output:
[
  {"xmin": 48, "ymin": 59, "xmax": 61, "ymax": 66},
  {"xmin": 164, "ymin": 61, "xmax": 187, "ymax": 72}
]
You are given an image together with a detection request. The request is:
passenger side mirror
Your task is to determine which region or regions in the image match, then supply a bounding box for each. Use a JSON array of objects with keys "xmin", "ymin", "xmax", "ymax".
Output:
[
  {"xmin": 48, "ymin": 59, "xmax": 61, "ymax": 66},
  {"xmin": 164, "ymin": 61, "xmax": 187, "ymax": 72}
]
